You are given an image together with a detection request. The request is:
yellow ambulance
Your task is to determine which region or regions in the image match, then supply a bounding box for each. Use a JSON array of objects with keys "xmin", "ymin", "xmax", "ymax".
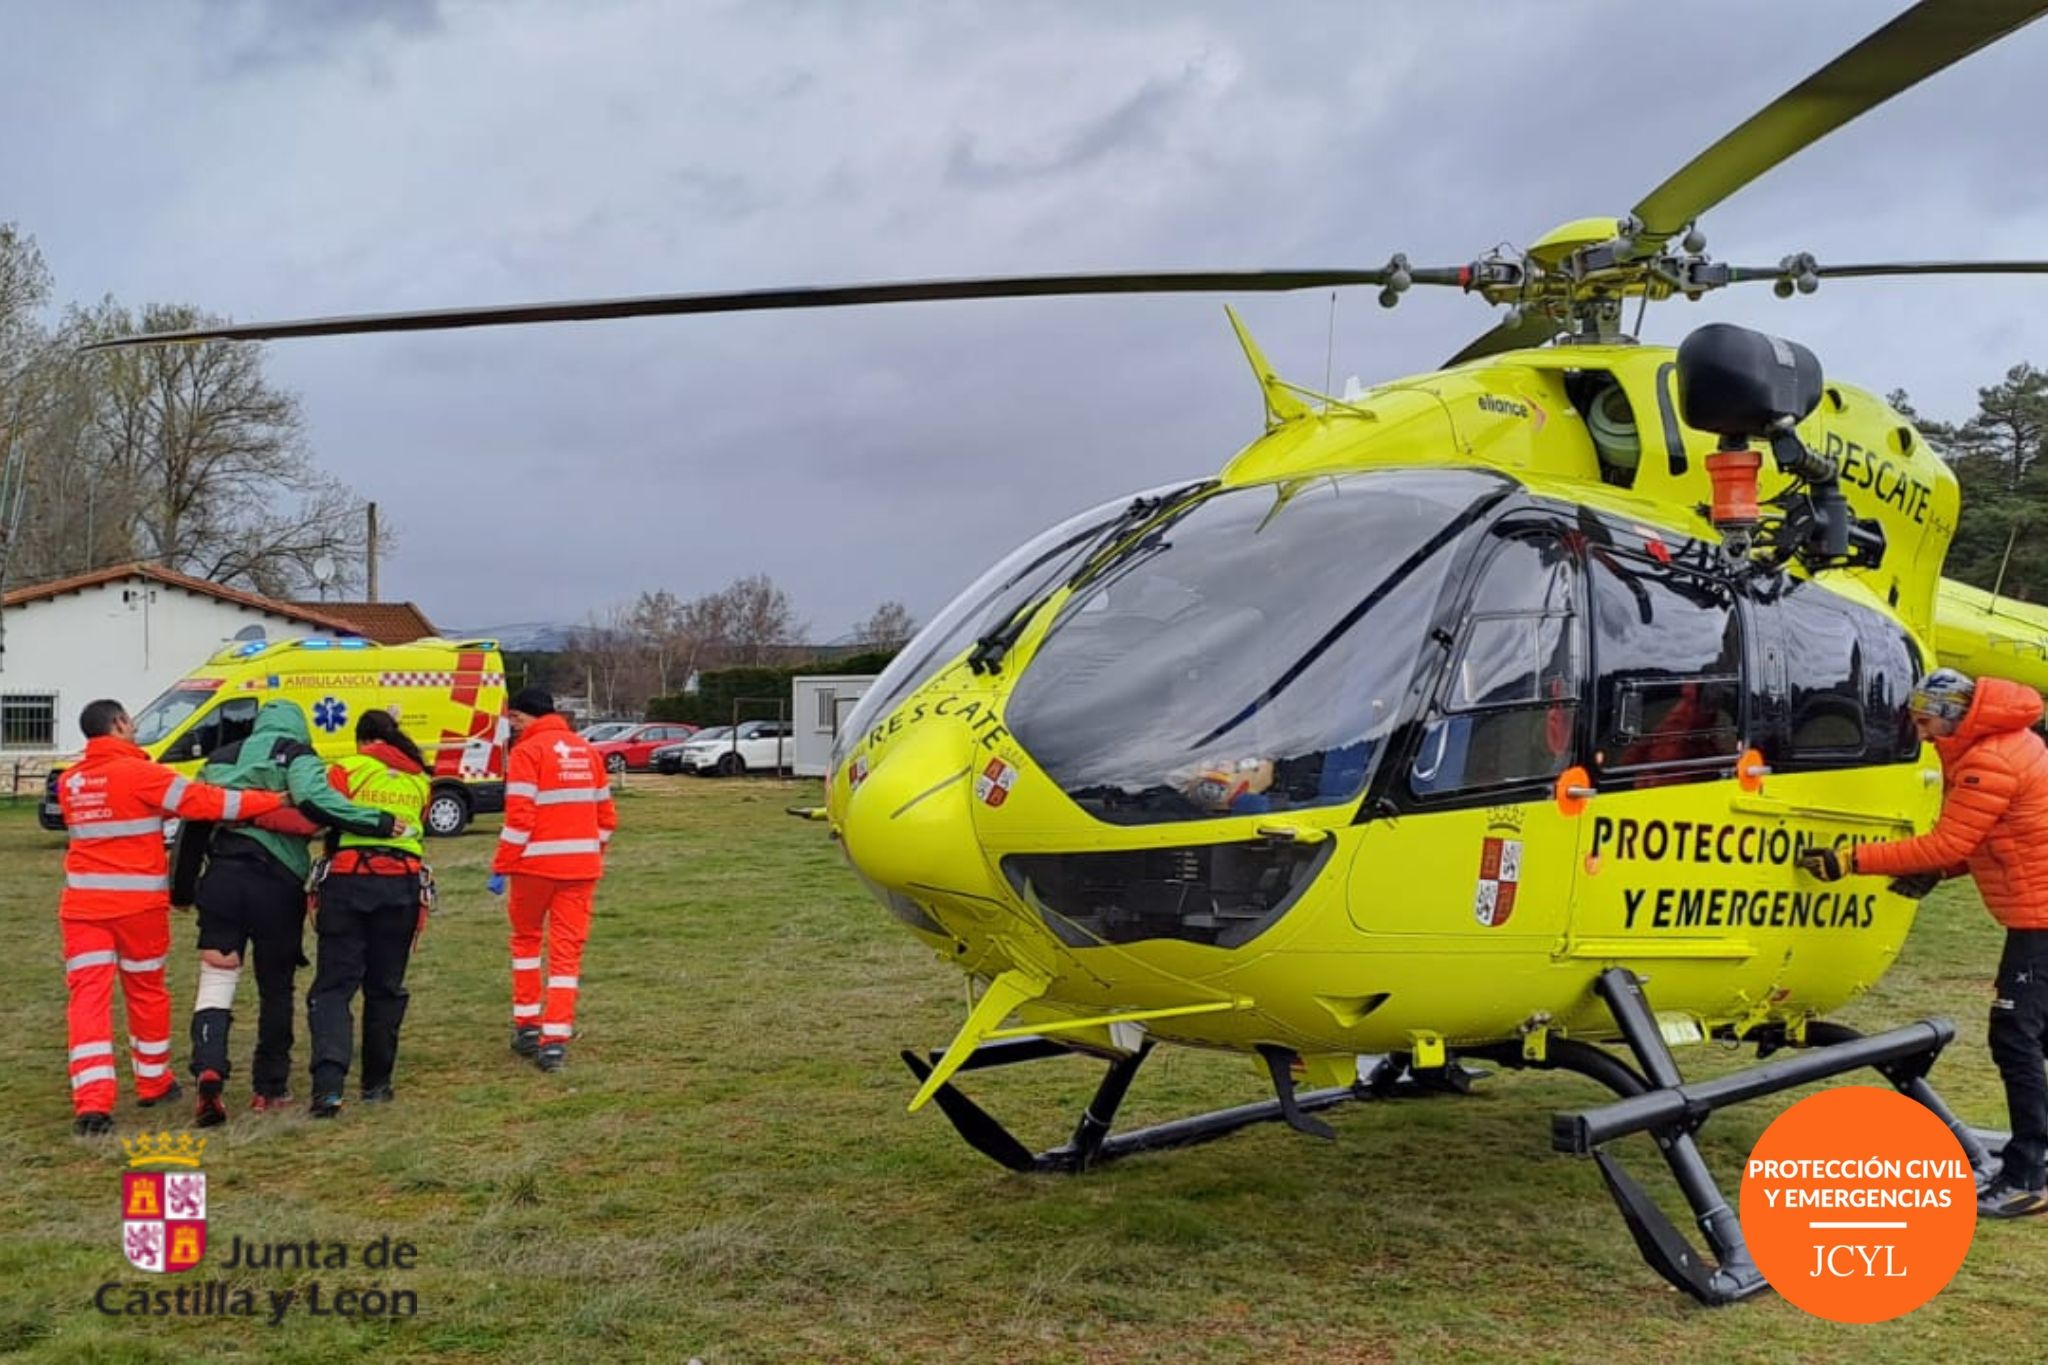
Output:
[{"xmin": 40, "ymin": 637, "xmax": 509, "ymax": 837}]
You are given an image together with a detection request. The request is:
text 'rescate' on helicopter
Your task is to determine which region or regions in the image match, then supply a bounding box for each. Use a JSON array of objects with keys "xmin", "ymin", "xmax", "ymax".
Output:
[{"xmin": 92, "ymin": 0, "xmax": 2048, "ymax": 1307}]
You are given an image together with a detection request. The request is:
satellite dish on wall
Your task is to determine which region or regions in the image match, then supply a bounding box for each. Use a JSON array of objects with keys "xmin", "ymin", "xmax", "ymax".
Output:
[{"xmin": 311, "ymin": 555, "xmax": 337, "ymax": 601}]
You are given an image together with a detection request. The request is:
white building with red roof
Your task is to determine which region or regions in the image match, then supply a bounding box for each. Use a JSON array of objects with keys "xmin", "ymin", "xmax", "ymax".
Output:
[{"xmin": 0, "ymin": 563, "xmax": 367, "ymax": 753}]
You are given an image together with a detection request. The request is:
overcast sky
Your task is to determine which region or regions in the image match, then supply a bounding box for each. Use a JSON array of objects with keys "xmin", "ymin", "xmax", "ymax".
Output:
[{"xmin": 5, "ymin": 0, "xmax": 2047, "ymax": 638}]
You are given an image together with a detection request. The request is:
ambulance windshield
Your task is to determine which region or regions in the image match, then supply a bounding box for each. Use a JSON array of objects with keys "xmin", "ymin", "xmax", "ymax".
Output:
[{"xmin": 132, "ymin": 686, "xmax": 219, "ymax": 746}]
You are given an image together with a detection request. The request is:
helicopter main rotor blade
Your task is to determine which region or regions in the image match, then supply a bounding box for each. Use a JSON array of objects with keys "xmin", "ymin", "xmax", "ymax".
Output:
[
  {"xmin": 1716, "ymin": 258, "xmax": 2048, "ymax": 287},
  {"xmin": 1631, "ymin": 0, "xmax": 2048, "ymax": 245},
  {"xmin": 81, "ymin": 267, "xmax": 1468, "ymax": 349},
  {"xmin": 1807, "ymin": 259, "xmax": 2048, "ymax": 281},
  {"xmin": 1443, "ymin": 310, "xmax": 1559, "ymax": 367}
]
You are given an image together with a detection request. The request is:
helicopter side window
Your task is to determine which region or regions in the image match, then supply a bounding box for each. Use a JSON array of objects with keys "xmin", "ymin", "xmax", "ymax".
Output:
[
  {"xmin": 1779, "ymin": 583, "xmax": 1866, "ymax": 758},
  {"xmin": 1862, "ymin": 615, "xmax": 1923, "ymax": 764},
  {"xmin": 1590, "ymin": 552, "xmax": 1742, "ymax": 781},
  {"xmin": 1411, "ymin": 534, "xmax": 1582, "ymax": 798},
  {"xmin": 1761, "ymin": 580, "xmax": 1920, "ymax": 769}
]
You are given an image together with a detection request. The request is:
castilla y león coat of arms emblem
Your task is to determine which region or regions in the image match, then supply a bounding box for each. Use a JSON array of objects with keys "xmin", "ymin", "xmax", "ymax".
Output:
[{"xmin": 120, "ymin": 1131, "xmax": 207, "ymax": 1273}]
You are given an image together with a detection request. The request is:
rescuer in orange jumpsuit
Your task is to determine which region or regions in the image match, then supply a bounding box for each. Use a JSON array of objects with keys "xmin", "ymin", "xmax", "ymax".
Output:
[
  {"xmin": 1800, "ymin": 669, "xmax": 2048, "ymax": 1219},
  {"xmin": 487, "ymin": 688, "xmax": 616, "ymax": 1073},
  {"xmin": 56, "ymin": 698, "xmax": 285, "ymax": 1136}
]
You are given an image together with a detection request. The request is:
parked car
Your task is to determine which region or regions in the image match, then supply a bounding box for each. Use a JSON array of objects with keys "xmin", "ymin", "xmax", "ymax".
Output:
[
  {"xmin": 580, "ymin": 722, "xmax": 637, "ymax": 742},
  {"xmin": 588, "ymin": 722, "xmax": 698, "ymax": 774},
  {"xmin": 652, "ymin": 729, "xmax": 722, "ymax": 775},
  {"xmin": 657, "ymin": 720, "xmax": 795, "ymax": 776}
]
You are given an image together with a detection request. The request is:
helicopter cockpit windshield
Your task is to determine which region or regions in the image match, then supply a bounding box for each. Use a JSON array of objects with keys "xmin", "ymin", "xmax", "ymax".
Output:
[
  {"xmin": 1006, "ymin": 468, "xmax": 1510, "ymax": 825},
  {"xmin": 830, "ymin": 479, "xmax": 1213, "ymax": 773}
]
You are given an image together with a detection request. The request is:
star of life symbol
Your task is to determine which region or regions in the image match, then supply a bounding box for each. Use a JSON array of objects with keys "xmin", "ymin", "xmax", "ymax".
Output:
[
  {"xmin": 553, "ymin": 740, "xmax": 575, "ymax": 760},
  {"xmin": 68, "ymin": 771, "xmax": 87, "ymax": 794},
  {"xmin": 974, "ymin": 757, "xmax": 1017, "ymax": 808},
  {"xmin": 312, "ymin": 696, "xmax": 349, "ymax": 734},
  {"xmin": 121, "ymin": 1133, "xmax": 207, "ymax": 1274},
  {"xmin": 1474, "ymin": 836, "xmax": 1522, "ymax": 928}
]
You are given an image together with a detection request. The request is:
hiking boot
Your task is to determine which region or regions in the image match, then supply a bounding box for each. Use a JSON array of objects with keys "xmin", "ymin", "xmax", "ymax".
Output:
[
  {"xmin": 194, "ymin": 1071, "xmax": 227, "ymax": 1129},
  {"xmin": 73, "ymin": 1111, "xmax": 114, "ymax": 1137},
  {"xmin": 535, "ymin": 1044, "xmax": 566, "ymax": 1073},
  {"xmin": 249, "ymin": 1092, "xmax": 294, "ymax": 1114},
  {"xmin": 360, "ymin": 1084, "xmax": 395, "ymax": 1104},
  {"xmin": 138, "ymin": 1080, "xmax": 184, "ymax": 1109},
  {"xmin": 510, "ymin": 1025, "xmax": 541, "ymax": 1058},
  {"xmin": 310, "ymin": 1094, "xmax": 343, "ymax": 1120},
  {"xmin": 1979, "ymin": 1179, "xmax": 2048, "ymax": 1219}
]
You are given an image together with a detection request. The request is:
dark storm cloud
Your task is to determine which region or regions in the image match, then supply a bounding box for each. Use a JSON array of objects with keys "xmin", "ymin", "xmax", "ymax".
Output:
[{"xmin": 4, "ymin": 1, "xmax": 2046, "ymax": 638}]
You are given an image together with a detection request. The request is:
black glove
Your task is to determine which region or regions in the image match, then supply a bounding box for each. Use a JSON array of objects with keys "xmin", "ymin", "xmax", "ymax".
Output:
[
  {"xmin": 1797, "ymin": 846, "xmax": 1847, "ymax": 882},
  {"xmin": 1888, "ymin": 872, "xmax": 1942, "ymax": 900}
]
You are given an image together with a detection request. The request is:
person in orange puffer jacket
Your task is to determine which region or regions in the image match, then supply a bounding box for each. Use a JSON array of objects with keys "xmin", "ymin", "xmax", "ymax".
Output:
[{"xmin": 1800, "ymin": 668, "xmax": 2048, "ymax": 1219}]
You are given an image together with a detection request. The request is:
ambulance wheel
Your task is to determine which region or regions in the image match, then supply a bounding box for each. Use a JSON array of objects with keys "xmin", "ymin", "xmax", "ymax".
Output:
[
  {"xmin": 425, "ymin": 785, "xmax": 472, "ymax": 838},
  {"xmin": 716, "ymin": 752, "xmax": 745, "ymax": 777}
]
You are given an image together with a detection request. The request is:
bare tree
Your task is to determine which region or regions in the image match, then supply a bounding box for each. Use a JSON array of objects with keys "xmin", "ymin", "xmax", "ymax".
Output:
[
  {"xmin": 65, "ymin": 299, "xmax": 379, "ymax": 595},
  {"xmin": 678, "ymin": 586, "xmax": 737, "ymax": 678},
  {"xmin": 0, "ymin": 225, "xmax": 54, "ymax": 596},
  {"xmin": 626, "ymin": 588, "xmax": 687, "ymax": 696},
  {"xmin": 721, "ymin": 572, "xmax": 804, "ymax": 665},
  {"xmin": 566, "ymin": 606, "xmax": 640, "ymax": 718},
  {"xmin": 852, "ymin": 600, "xmax": 916, "ymax": 651}
]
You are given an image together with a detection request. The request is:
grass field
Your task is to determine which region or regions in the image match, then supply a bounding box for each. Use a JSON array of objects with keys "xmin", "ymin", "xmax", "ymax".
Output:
[{"xmin": 4, "ymin": 778, "xmax": 2047, "ymax": 1363}]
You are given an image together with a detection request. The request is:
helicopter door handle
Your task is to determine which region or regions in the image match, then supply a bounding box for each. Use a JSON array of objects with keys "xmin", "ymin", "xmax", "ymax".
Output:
[
  {"xmin": 1256, "ymin": 823, "xmax": 1330, "ymax": 845},
  {"xmin": 1412, "ymin": 721, "xmax": 1450, "ymax": 783}
]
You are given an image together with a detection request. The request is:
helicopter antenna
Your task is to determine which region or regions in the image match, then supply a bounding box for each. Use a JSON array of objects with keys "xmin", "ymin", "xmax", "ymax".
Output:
[
  {"xmin": 1990, "ymin": 518, "xmax": 2023, "ymax": 616},
  {"xmin": 1323, "ymin": 291, "xmax": 1337, "ymax": 405}
]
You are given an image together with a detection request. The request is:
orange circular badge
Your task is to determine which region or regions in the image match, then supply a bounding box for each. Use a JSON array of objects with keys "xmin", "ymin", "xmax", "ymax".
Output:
[{"xmin": 1738, "ymin": 1085, "xmax": 1977, "ymax": 1322}]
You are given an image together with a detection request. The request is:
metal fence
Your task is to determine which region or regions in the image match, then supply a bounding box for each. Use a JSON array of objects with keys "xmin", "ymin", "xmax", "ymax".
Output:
[{"xmin": 4, "ymin": 756, "xmax": 53, "ymax": 805}]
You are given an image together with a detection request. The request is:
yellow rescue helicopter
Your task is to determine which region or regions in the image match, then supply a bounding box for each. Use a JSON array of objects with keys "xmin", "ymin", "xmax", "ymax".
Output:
[{"xmin": 98, "ymin": 0, "xmax": 2048, "ymax": 1306}]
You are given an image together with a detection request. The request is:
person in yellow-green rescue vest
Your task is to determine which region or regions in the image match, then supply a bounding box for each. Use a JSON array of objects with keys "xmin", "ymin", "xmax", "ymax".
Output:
[{"xmin": 304, "ymin": 709, "xmax": 434, "ymax": 1119}]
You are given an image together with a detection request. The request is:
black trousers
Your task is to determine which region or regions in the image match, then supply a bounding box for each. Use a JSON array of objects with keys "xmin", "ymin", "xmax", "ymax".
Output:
[
  {"xmin": 307, "ymin": 872, "xmax": 418, "ymax": 1097},
  {"xmin": 1990, "ymin": 928, "xmax": 2048, "ymax": 1188},
  {"xmin": 190, "ymin": 849, "xmax": 308, "ymax": 1097}
]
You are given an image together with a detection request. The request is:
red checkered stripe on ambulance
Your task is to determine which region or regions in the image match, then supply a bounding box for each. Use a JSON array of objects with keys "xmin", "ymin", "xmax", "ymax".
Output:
[{"xmin": 377, "ymin": 653, "xmax": 508, "ymax": 778}]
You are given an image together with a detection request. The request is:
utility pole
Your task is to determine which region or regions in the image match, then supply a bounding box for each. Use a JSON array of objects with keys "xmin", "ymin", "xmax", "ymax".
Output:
[
  {"xmin": 366, "ymin": 501, "xmax": 380, "ymax": 603},
  {"xmin": 0, "ymin": 420, "xmax": 29, "ymax": 676}
]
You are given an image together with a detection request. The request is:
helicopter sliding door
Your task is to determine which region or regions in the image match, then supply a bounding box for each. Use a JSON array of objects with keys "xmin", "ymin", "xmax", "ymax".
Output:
[
  {"xmin": 1350, "ymin": 523, "xmax": 1586, "ymax": 942},
  {"xmin": 1563, "ymin": 544, "xmax": 1753, "ymax": 974}
]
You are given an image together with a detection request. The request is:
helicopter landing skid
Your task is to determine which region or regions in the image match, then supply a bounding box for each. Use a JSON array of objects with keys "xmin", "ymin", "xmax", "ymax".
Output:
[
  {"xmin": 1525, "ymin": 966, "xmax": 2003, "ymax": 1307},
  {"xmin": 899, "ymin": 1038, "xmax": 1485, "ymax": 1176}
]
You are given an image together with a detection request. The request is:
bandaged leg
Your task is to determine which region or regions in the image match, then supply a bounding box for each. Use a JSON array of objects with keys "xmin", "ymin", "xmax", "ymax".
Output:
[{"xmin": 190, "ymin": 954, "xmax": 242, "ymax": 1081}]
